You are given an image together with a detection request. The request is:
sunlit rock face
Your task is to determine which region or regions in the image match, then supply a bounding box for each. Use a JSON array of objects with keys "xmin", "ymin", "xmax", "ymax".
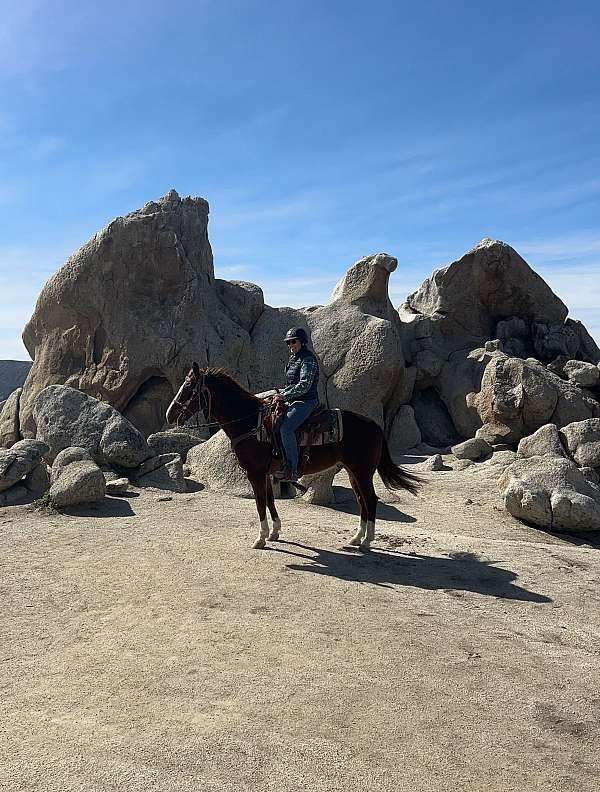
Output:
[{"xmin": 19, "ymin": 191, "xmax": 253, "ymax": 436}]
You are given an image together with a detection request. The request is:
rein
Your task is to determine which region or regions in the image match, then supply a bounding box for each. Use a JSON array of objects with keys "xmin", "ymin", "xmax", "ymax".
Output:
[{"xmin": 174, "ymin": 372, "xmax": 267, "ymax": 443}]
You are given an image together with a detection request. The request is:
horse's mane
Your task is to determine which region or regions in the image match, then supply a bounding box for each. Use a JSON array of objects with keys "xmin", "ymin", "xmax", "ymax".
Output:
[{"xmin": 203, "ymin": 368, "xmax": 261, "ymax": 405}]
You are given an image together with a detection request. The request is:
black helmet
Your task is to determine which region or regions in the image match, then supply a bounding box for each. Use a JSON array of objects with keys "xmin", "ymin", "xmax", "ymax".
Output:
[{"xmin": 284, "ymin": 327, "xmax": 308, "ymax": 344}]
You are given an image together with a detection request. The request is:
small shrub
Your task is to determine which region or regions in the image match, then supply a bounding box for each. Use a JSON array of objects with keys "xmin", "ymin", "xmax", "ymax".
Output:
[{"xmin": 30, "ymin": 490, "xmax": 59, "ymax": 514}]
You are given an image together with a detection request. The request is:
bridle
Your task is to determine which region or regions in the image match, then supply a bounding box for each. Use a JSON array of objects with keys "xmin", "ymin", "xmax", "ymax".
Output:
[
  {"xmin": 172, "ymin": 370, "xmax": 212, "ymax": 428},
  {"xmin": 172, "ymin": 369, "xmax": 268, "ymax": 446}
]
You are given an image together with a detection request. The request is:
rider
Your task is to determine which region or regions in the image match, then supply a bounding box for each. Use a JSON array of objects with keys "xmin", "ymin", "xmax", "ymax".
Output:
[{"xmin": 274, "ymin": 327, "xmax": 320, "ymax": 481}]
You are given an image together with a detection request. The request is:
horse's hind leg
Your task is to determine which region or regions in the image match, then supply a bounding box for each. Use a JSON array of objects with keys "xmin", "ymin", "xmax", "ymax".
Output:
[
  {"xmin": 266, "ymin": 476, "xmax": 281, "ymax": 541},
  {"xmin": 347, "ymin": 468, "xmax": 378, "ymax": 550},
  {"xmin": 346, "ymin": 472, "xmax": 368, "ymax": 547},
  {"xmin": 249, "ymin": 474, "xmax": 270, "ymax": 549},
  {"xmin": 361, "ymin": 476, "xmax": 379, "ymax": 550}
]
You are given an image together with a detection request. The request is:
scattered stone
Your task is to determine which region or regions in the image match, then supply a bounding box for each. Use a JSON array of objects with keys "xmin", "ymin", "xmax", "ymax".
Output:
[
  {"xmin": 147, "ymin": 432, "xmax": 204, "ymax": 462},
  {"xmin": 106, "ymin": 477, "xmax": 130, "ymax": 495},
  {"xmin": 156, "ymin": 495, "xmax": 173, "ymax": 502},
  {"xmin": 134, "ymin": 453, "xmax": 180, "ymax": 478},
  {"xmin": 451, "ymin": 438, "xmax": 492, "ymax": 461},
  {"xmin": 499, "ymin": 456, "xmax": 600, "ymax": 531},
  {"xmin": 136, "ymin": 455, "xmax": 186, "ymax": 493},
  {"xmin": 421, "ymin": 454, "xmax": 444, "ymax": 471}
]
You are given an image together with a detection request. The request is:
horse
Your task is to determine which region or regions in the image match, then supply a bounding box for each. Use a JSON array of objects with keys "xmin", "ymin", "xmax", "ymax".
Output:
[{"xmin": 166, "ymin": 363, "xmax": 421, "ymax": 550}]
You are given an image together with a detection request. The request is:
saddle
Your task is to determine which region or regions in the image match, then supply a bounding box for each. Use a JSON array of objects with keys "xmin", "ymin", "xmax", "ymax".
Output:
[{"xmin": 257, "ymin": 401, "xmax": 344, "ymax": 475}]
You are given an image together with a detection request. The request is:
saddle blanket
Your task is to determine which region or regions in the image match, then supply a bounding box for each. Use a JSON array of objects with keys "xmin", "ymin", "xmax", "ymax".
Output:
[{"xmin": 257, "ymin": 407, "xmax": 344, "ymax": 447}]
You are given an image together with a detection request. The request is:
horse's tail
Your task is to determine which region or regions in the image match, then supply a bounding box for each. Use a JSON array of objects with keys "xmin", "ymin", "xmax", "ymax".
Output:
[{"xmin": 377, "ymin": 436, "xmax": 422, "ymax": 496}]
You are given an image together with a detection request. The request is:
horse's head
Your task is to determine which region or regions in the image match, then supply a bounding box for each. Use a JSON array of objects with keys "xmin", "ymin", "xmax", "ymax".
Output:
[{"xmin": 166, "ymin": 362, "xmax": 211, "ymax": 426}]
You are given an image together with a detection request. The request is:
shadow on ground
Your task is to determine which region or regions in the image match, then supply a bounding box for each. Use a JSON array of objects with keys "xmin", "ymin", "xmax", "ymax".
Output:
[
  {"xmin": 60, "ymin": 497, "xmax": 136, "ymax": 518},
  {"xmin": 272, "ymin": 541, "xmax": 552, "ymax": 603},
  {"xmin": 331, "ymin": 486, "xmax": 417, "ymax": 522}
]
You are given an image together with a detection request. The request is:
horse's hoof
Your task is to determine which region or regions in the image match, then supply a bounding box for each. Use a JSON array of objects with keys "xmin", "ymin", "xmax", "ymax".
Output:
[
  {"xmin": 268, "ymin": 533, "xmax": 280, "ymax": 542},
  {"xmin": 347, "ymin": 537, "xmax": 362, "ymax": 547},
  {"xmin": 359, "ymin": 542, "xmax": 372, "ymax": 552},
  {"xmin": 252, "ymin": 539, "xmax": 266, "ymax": 549}
]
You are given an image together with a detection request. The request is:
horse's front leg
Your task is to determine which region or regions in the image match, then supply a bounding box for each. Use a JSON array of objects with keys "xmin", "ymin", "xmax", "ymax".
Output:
[
  {"xmin": 249, "ymin": 473, "xmax": 270, "ymax": 549},
  {"xmin": 266, "ymin": 476, "xmax": 281, "ymax": 541}
]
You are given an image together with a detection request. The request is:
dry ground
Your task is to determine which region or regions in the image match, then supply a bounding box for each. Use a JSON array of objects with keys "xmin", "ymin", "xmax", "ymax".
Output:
[{"xmin": 1, "ymin": 458, "xmax": 599, "ymax": 792}]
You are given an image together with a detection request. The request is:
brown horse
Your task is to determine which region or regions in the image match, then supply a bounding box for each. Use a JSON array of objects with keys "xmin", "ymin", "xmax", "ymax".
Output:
[{"xmin": 166, "ymin": 363, "xmax": 421, "ymax": 550}]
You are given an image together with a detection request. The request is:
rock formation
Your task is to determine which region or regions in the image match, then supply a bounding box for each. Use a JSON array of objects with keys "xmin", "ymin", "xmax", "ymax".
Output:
[{"xmin": 5, "ymin": 190, "xmax": 600, "ymax": 534}]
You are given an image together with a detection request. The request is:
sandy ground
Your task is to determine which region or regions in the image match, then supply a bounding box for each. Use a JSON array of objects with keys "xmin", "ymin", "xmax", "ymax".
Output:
[{"xmin": 1, "ymin": 458, "xmax": 599, "ymax": 792}]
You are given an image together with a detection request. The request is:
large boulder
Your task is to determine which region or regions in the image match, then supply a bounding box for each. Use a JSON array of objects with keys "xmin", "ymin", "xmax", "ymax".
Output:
[
  {"xmin": 34, "ymin": 385, "xmax": 152, "ymax": 467},
  {"xmin": 0, "ymin": 439, "xmax": 49, "ymax": 493},
  {"xmin": 187, "ymin": 430, "xmax": 253, "ymax": 497},
  {"xmin": 468, "ymin": 354, "xmax": 600, "ymax": 445},
  {"xmin": 19, "ymin": 190, "xmax": 254, "ymax": 437},
  {"xmin": 0, "ymin": 388, "xmax": 22, "ymax": 449},
  {"xmin": 400, "ymin": 239, "xmax": 568, "ymax": 353},
  {"xmin": 499, "ymin": 456, "xmax": 600, "ymax": 531},
  {"xmin": 559, "ymin": 419, "xmax": 600, "ymax": 468}
]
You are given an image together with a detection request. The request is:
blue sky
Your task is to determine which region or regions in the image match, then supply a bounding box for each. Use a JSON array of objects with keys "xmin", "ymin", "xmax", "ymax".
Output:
[{"xmin": 1, "ymin": 0, "xmax": 599, "ymax": 359}]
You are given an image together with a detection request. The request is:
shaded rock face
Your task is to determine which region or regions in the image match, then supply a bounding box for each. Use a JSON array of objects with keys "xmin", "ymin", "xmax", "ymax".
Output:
[
  {"xmin": 0, "ymin": 361, "xmax": 32, "ymax": 400},
  {"xmin": 19, "ymin": 190, "xmax": 253, "ymax": 437}
]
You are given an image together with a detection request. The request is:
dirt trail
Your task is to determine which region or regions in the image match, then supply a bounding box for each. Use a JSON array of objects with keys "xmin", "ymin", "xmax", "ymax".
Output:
[{"xmin": 1, "ymin": 462, "xmax": 599, "ymax": 791}]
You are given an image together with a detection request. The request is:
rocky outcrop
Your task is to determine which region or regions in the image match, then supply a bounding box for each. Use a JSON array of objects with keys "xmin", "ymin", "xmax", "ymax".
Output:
[
  {"xmin": 451, "ymin": 438, "xmax": 492, "ymax": 462},
  {"xmin": 499, "ymin": 456, "xmax": 600, "ymax": 531},
  {"xmin": 19, "ymin": 191, "xmax": 254, "ymax": 438},
  {"xmin": 401, "ymin": 239, "xmax": 568, "ymax": 351},
  {"xmin": 34, "ymin": 385, "xmax": 152, "ymax": 467},
  {"xmin": 133, "ymin": 453, "xmax": 187, "ymax": 492},
  {"xmin": 468, "ymin": 354, "xmax": 600, "ymax": 445},
  {"xmin": 0, "ymin": 361, "xmax": 32, "ymax": 400}
]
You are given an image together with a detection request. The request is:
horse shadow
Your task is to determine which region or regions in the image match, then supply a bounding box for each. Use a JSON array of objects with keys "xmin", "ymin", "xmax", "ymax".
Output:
[
  {"xmin": 331, "ymin": 486, "xmax": 417, "ymax": 523},
  {"xmin": 271, "ymin": 541, "xmax": 551, "ymax": 603}
]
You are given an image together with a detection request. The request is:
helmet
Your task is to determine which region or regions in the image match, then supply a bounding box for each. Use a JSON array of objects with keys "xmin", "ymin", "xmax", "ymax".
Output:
[{"xmin": 284, "ymin": 327, "xmax": 308, "ymax": 344}]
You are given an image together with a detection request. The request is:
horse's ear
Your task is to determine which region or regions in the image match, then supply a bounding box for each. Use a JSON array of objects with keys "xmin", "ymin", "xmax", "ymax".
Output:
[{"xmin": 192, "ymin": 361, "xmax": 200, "ymax": 377}]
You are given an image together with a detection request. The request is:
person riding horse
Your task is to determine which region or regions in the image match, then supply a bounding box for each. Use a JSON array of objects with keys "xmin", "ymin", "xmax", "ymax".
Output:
[{"xmin": 272, "ymin": 327, "xmax": 319, "ymax": 482}]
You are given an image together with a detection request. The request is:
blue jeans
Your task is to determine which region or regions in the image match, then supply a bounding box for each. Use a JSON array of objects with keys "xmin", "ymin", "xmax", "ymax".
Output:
[{"xmin": 280, "ymin": 399, "xmax": 319, "ymax": 474}]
